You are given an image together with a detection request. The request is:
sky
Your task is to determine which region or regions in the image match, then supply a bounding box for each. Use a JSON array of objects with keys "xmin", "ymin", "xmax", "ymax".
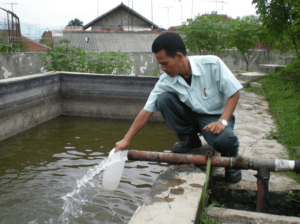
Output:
[{"xmin": 0, "ymin": 0, "xmax": 257, "ymax": 40}]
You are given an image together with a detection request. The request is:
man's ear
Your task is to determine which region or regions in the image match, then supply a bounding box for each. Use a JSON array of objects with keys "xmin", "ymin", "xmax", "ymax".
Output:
[{"xmin": 175, "ymin": 52, "xmax": 183, "ymax": 62}]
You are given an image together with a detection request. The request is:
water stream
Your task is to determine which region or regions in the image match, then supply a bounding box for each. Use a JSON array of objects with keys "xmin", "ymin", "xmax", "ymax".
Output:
[
  {"xmin": 0, "ymin": 116, "xmax": 177, "ymax": 224},
  {"xmin": 59, "ymin": 150, "xmax": 128, "ymax": 224}
]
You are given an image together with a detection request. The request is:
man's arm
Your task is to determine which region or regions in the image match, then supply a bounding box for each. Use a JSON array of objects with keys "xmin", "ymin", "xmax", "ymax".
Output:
[
  {"xmin": 203, "ymin": 91, "xmax": 239, "ymax": 134},
  {"xmin": 115, "ymin": 109, "xmax": 153, "ymax": 152}
]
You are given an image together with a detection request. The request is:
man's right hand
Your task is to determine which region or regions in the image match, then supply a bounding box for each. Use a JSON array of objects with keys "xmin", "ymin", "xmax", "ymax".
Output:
[
  {"xmin": 115, "ymin": 139, "xmax": 130, "ymax": 152},
  {"xmin": 113, "ymin": 109, "xmax": 153, "ymax": 153}
]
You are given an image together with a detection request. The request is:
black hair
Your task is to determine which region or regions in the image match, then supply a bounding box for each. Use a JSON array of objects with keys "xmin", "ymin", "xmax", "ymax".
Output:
[{"xmin": 152, "ymin": 32, "xmax": 187, "ymax": 58}]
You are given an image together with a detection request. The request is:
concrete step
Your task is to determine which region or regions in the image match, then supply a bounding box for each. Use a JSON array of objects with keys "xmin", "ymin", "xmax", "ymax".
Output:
[
  {"xmin": 238, "ymin": 80, "xmax": 248, "ymax": 88},
  {"xmin": 238, "ymin": 72, "xmax": 267, "ymax": 81},
  {"xmin": 259, "ymin": 64, "xmax": 286, "ymax": 74},
  {"xmin": 249, "ymin": 82, "xmax": 262, "ymax": 88},
  {"xmin": 207, "ymin": 207, "xmax": 300, "ymax": 224}
]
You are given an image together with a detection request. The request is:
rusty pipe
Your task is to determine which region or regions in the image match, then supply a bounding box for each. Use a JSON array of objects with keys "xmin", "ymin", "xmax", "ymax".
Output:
[{"xmin": 127, "ymin": 150, "xmax": 300, "ymax": 173}]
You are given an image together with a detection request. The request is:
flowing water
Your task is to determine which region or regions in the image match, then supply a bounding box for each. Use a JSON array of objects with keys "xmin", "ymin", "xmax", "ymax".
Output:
[{"xmin": 0, "ymin": 116, "xmax": 177, "ymax": 224}]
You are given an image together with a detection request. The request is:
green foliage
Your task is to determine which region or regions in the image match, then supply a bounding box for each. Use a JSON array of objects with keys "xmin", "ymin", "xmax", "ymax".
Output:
[
  {"xmin": 258, "ymin": 25, "xmax": 277, "ymax": 63},
  {"xmin": 245, "ymin": 57, "xmax": 300, "ymax": 183},
  {"xmin": 179, "ymin": 14, "xmax": 230, "ymax": 55},
  {"xmin": 67, "ymin": 18, "xmax": 83, "ymax": 27},
  {"xmin": 198, "ymin": 158, "xmax": 222, "ymax": 224},
  {"xmin": 252, "ymin": 0, "xmax": 300, "ymax": 57},
  {"xmin": 0, "ymin": 42, "xmax": 12, "ymax": 52},
  {"xmin": 39, "ymin": 39, "xmax": 132, "ymax": 74},
  {"xmin": 41, "ymin": 30, "xmax": 51, "ymax": 39},
  {"xmin": 152, "ymin": 70, "xmax": 160, "ymax": 77},
  {"xmin": 228, "ymin": 16, "xmax": 261, "ymax": 71},
  {"xmin": 0, "ymin": 42, "xmax": 28, "ymax": 52}
]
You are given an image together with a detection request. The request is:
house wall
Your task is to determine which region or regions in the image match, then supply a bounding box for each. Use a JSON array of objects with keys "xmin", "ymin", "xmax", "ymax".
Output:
[
  {"xmin": 0, "ymin": 50, "xmax": 294, "ymax": 80},
  {"xmin": 91, "ymin": 7, "xmax": 151, "ymax": 31},
  {"xmin": 129, "ymin": 50, "xmax": 294, "ymax": 76},
  {"xmin": 0, "ymin": 53, "xmax": 46, "ymax": 80}
]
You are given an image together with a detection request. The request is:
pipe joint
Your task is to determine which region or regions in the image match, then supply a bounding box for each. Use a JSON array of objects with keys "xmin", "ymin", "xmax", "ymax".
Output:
[{"xmin": 294, "ymin": 159, "xmax": 300, "ymax": 174}]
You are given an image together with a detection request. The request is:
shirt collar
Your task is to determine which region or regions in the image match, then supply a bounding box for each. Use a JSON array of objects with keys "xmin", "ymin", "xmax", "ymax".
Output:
[
  {"xmin": 188, "ymin": 56, "xmax": 202, "ymax": 76},
  {"xmin": 172, "ymin": 56, "xmax": 201, "ymax": 85}
]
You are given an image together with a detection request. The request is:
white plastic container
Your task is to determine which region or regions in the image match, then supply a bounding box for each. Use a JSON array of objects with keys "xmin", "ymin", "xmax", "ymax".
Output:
[{"xmin": 102, "ymin": 148, "xmax": 126, "ymax": 191}]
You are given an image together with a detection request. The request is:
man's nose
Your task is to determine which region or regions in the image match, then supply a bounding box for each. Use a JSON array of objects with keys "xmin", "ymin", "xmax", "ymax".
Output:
[{"xmin": 161, "ymin": 65, "xmax": 166, "ymax": 71}]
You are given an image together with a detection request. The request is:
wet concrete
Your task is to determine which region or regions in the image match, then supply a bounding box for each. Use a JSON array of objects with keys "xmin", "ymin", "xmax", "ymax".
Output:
[{"xmin": 129, "ymin": 163, "xmax": 207, "ymax": 224}]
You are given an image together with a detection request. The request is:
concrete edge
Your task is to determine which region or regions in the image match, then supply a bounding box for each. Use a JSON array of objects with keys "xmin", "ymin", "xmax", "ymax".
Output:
[{"xmin": 207, "ymin": 207, "xmax": 300, "ymax": 224}]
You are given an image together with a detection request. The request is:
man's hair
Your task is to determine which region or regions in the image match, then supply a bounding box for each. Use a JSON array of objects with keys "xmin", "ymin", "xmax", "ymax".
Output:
[{"xmin": 152, "ymin": 32, "xmax": 187, "ymax": 58}]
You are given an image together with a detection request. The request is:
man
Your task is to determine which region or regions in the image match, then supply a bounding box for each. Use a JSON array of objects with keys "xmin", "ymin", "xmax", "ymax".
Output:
[{"xmin": 115, "ymin": 32, "xmax": 243, "ymax": 183}]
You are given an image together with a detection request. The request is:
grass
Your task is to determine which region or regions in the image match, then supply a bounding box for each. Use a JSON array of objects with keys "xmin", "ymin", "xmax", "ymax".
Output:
[
  {"xmin": 199, "ymin": 158, "xmax": 222, "ymax": 224},
  {"xmin": 244, "ymin": 57, "xmax": 300, "ymax": 183}
]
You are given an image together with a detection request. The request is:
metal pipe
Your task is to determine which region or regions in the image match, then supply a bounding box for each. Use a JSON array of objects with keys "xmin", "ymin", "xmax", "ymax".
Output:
[
  {"xmin": 127, "ymin": 150, "xmax": 299, "ymax": 214},
  {"xmin": 255, "ymin": 167, "xmax": 270, "ymax": 213},
  {"xmin": 127, "ymin": 150, "xmax": 300, "ymax": 173}
]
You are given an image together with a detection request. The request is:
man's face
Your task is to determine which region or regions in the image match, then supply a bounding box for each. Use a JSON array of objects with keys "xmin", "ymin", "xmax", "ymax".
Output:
[{"xmin": 155, "ymin": 49, "xmax": 182, "ymax": 77}]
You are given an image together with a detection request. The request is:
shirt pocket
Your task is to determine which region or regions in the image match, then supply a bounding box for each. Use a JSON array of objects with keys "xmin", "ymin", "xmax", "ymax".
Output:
[
  {"xmin": 179, "ymin": 93, "xmax": 188, "ymax": 102},
  {"xmin": 201, "ymin": 87, "xmax": 223, "ymax": 111}
]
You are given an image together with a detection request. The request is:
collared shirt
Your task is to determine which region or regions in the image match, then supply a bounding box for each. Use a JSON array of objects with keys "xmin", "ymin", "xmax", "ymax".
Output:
[{"xmin": 144, "ymin": 55, "xmax": 243, "ymax": 114}]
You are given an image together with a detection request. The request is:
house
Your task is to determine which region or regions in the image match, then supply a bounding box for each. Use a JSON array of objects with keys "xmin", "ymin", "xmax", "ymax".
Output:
[
  {"xmin": 53, "ymin": 30, "xmax": 165, "ymax": 52},
  {"xmin": 52, "ymin": 3, "xmax": 165, "ymax": 53},
  {"xmin": 83, "ymin": 3, "xmax": 160, "ymax": 31}
]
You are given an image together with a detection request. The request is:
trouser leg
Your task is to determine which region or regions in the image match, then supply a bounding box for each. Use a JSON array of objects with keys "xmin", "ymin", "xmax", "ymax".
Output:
[
  {"xmin": 156, "ymin": 92, "xmax": 200, "ymax": 140},
  {"xmin": 156, "ymin": 92, "xmax": 239, "ymax": 157},
  {"xmin": 196, "ymin": 114, "xmax": 239, "ymax": 157}
]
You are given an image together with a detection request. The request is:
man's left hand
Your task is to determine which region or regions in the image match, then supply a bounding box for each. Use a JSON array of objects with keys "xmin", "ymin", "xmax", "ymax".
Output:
[{"xmin": 203, "ymin": 121, "xmax": 226, "ymax": 134}]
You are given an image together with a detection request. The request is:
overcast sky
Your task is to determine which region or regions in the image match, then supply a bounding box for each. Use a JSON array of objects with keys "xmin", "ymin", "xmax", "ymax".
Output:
[{"xmin": 0, "ymin": 0, "xmax": 257, "ymax": 38}]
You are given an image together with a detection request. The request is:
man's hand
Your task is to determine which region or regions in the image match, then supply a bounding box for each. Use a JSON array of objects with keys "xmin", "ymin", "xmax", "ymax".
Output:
[
  {"xmin": 115, "ymin": 139, "xmax": 130, "ymax": 152},
  {"xmin": 203, "ymin": 121, "xmax": 226, "ymax": 134},
  {"xmin": 113, "ymin": 109, "xmax": 153, "ymax": 153}
]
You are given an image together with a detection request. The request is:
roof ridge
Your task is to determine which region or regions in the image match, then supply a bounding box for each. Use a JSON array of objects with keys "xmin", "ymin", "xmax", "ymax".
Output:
[
  {"xmin": 83, "ymin": 3, "xmax": 160, "ymax": 30},
  {"xmin": 21, "ymin": 35, "xmax": 50, "ymax": 49}
]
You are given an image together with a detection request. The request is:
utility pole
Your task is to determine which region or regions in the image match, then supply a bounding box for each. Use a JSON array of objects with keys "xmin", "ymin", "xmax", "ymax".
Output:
[
  {"xmin": 151, "ymin": 0, "xmax": 153, "ymax": 27},
  {"xmin": 33, "ymin": 24, "xmax": 40, "ymax": 41},
  {"xmin": 159, "ymin": 5, "xmax": 173, "ymax": 29},
  {"xmin": 25, "ymin": 25, "xmax": 34, "ymax": 39},
  {"xmin": 191, "ymin": 0, "xmax": 193, "ymax": 18},
  {"xmin": 97, "ymin": 0, "xmax": 99, "ymax": 17},
  {"xmin": 4, "ymin": 3, "xmax": 17, "ymax": 13},
  {"xmin": 178, "ymin": 0, "xmax": 183, "ymax": 24}
]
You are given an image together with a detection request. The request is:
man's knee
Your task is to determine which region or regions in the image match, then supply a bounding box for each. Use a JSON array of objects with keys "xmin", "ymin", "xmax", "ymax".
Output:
[
  {"xmin": 213, "ymin": 133, "xmax": 239, "ymax": 157},
  {"xmin": 156, "ymin": 92, "xmax": 176, "ymax": 110}
]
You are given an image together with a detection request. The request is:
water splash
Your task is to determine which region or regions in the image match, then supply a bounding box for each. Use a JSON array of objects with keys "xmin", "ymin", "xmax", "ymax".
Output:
[{"xmin": 58, "ymin": 150, "xmax": 128, "ymax": 224}]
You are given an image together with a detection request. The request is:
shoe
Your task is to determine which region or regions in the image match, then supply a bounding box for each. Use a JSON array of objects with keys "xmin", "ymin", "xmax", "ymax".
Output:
[
  {"xmin": 225, "ymin": 168, "xmax": 242, "ymax": 183},
  {"xmin": 173, "ymin": 136, "xmax": 202, "ymax": 153}
]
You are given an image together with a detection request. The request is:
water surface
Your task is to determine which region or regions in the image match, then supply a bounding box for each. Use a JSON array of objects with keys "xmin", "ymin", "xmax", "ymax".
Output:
[{"xmin": 0, "ymin": 116, "xmax": 177, "ymax": 224}]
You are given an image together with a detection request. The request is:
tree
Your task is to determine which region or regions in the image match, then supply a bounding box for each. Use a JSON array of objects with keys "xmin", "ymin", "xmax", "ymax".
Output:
[
  {"xmin": 39, "ymin": 39, "xmax": 132, "ymax": 74},
  {"xmin": 258, "ymin": 25, "xmax": 276, "ymax": 64},
  {"xmin": 252, "ymin": 0, "xmax": 300, "ymax": 57},
  {"xmin": 228, "ymin": 16, "xmax": 261, "ymax": 71},
  {"xmin": 179, "ymin": 14, "xmax": 230, "ymax": 55},
  {"xmin": 67, "ymin": 18, "xmax": 83, "ymax": 27}
]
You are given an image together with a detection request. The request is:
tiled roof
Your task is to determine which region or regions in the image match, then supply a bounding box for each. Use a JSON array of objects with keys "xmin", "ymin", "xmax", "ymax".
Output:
[
  {"xmin": 21, "ymin": 36, "xmax": 50, "ymax": 52},
  {"xmin": 54, "ymin": 31, "xmax": 167, "ymax": 52}
]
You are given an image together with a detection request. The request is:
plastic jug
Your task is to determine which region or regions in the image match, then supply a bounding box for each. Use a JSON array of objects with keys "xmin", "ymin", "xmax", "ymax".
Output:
[{"xmin": 102, "ymin": 148, "xmax": 126, "ymax": 191}]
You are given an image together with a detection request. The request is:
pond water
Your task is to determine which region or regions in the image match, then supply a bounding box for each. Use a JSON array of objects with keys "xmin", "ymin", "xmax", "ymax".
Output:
[{"xmin": 0, "ymin": 116, "xmax": 177, "ymax": 224}]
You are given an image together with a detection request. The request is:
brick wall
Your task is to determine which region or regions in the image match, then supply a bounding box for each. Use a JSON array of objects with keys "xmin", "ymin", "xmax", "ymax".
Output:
[
  {"xmin": 21, "ymin": 36, "xmax": 50, "ymax": 52},
  {"xmin": 44, "ymin": 32, "xmax": 54, "ymax": 41}
]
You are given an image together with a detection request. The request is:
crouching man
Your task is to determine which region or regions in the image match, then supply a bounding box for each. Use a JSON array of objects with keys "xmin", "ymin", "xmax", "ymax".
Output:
[{"xmin": 115, "ymin": 32, "xmax": 243, "ymax": 183}]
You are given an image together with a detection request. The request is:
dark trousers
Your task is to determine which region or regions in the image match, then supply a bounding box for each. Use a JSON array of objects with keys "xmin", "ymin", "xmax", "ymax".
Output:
[{"xmin": 156, "ymin": 92, "xmax": 239, "ymax": 157}]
